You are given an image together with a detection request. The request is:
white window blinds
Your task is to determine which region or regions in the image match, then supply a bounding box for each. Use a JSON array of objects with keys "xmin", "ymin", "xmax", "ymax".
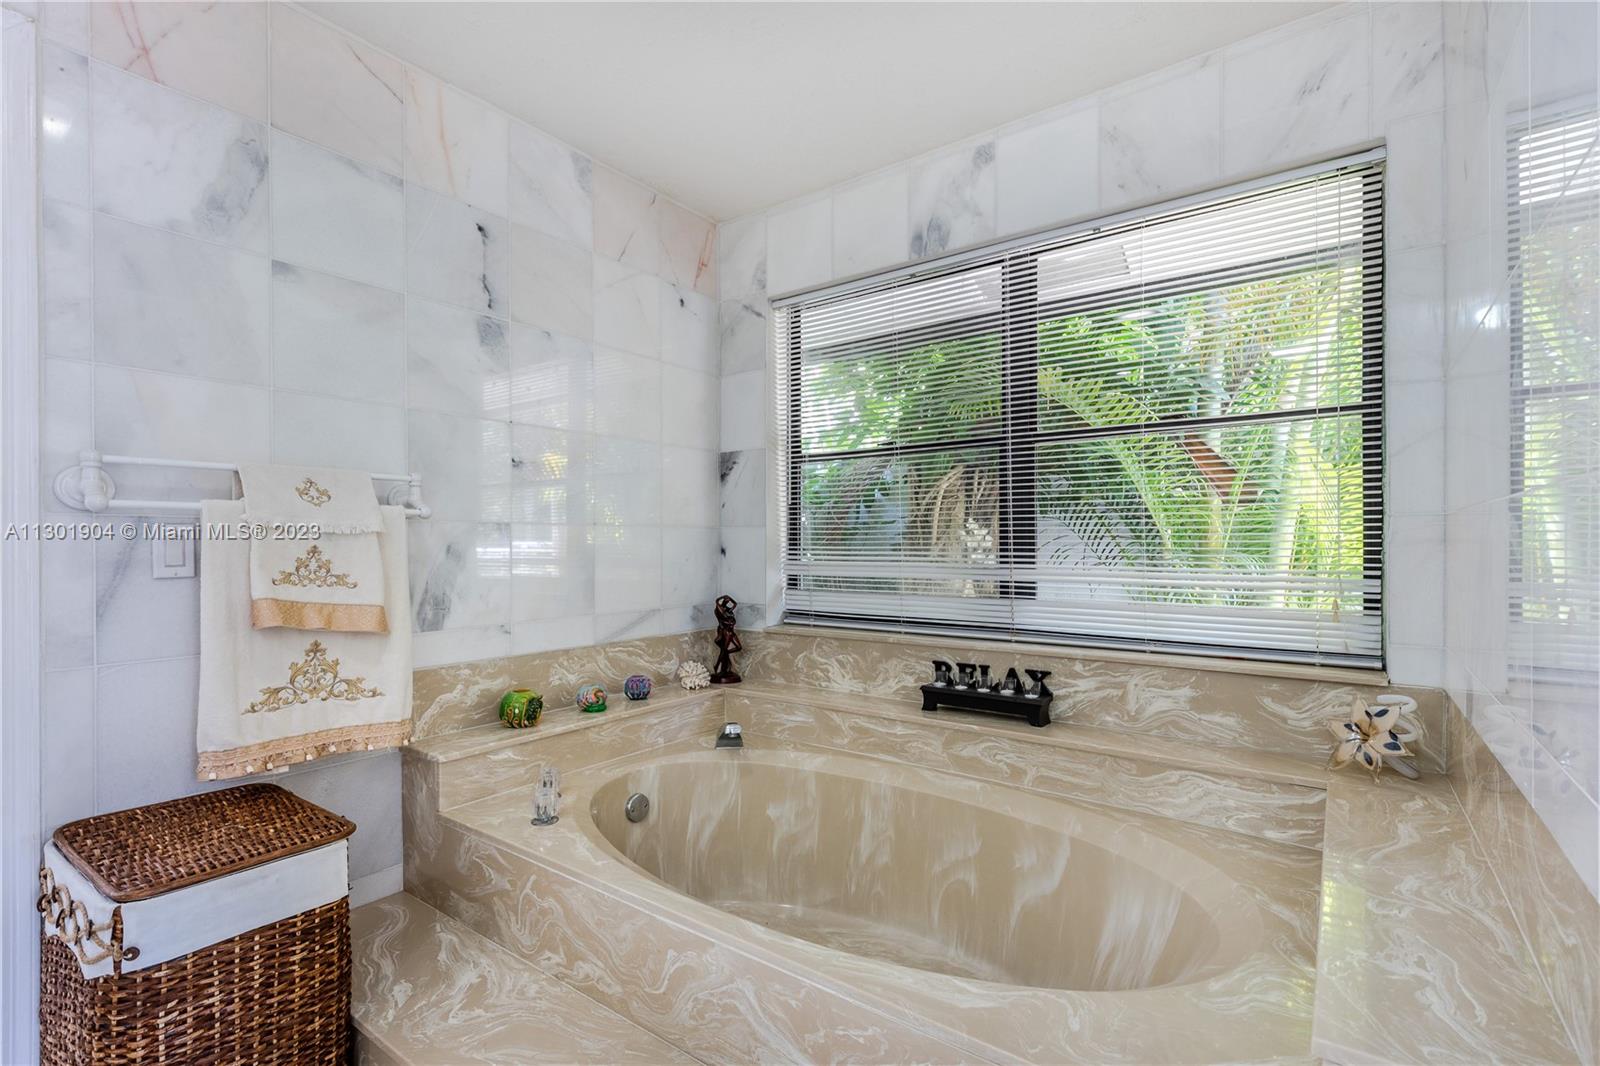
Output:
[
  {"xmin": 1508, "ymin": 107, "xmax": 1599, "ymax": 677},
  {"xmin": 775, "ymin": 154, "xmax": 1385, "ymax": 666}
]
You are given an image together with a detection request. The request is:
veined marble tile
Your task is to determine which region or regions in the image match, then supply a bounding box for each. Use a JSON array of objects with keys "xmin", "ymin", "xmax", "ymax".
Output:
[
  {"xmin": 271, "ymin": 391, "xmax": 406, "ymax": 473},
  {"xmin": 663, "ymin": 445, "xmax": 719, "ymax": 529},
  {"xmin": 41, "ymin": 200, "xmax": 91, "ymax": 362},
  {"xmin": 402, "ymin": 66, "xmax": 508, "ymax": 215},
  {"xmin": 413, "ymin": 625, "xmax": 512, "ymax": 672},
  {"xmin": 718, "ymin": 297, "xmax": 768, "ymax": 377},
  {"xmin": 94, "ymin": 524, "xmax": 199, "ymax": 664},
  {"xmin": 660, "ymin": 366, "xmax": 717, "ymax": 451},
  {"xmin": 91, "ymin": 62, "xmax": 267, "ymax": 251},
  {"xmin": 510, "ymin": 423, "xmax": 589, "ymax": 527},
  {"xmin": 39, "ymin": 357, "xmax": 91, "ymax": 517},
  {"xmin": 508, "ymin": 224, "xmax": 592, "ymax": 339},
  {"xmin": 269, "ymin": 3, "xmax": 402, "ymax": 176},
  {"xmin": 94, "ymin": 656, "xmax": 205, "ymax": 812},
  {"xmin": 908, "ymin": 141, "xmax": 995, "ymax": 259},
  {"xmin": 406, "ymin": 184, "xmax": 509, "ymax": 317},
  {"xmin": 91, "ymin": 1, "xmax": 267, "ymax": 120},
  {"xmin": 41, "ymin": 532, "xmax": 94, "ymax": 670},
  {"xmin": 509, "ymin": 121, "xmax": 592, "ymax": 248},
  {"xmin": 409, "ymin": 520, "xmax": 512, "ymax": 633},
  {"xmin": 1387, "ymin": 110, "xmax": 1446, "ymax": 252},
  {"xmin": 594, "ymin": 608, "xmax": 668, "ymax": 644},
  {"xmin": 41, "ymin": 669, "xmax": 96, "ymax": 831},
  {"xmin": 40, "ymin": 41, "xmax": 88, "ymax": 207},
  {"xmin": 717, "ymin": 213, "xmax": 766, "ymax": 299},
  {"xmin": 37, "ymin": 1, "xmax": 88, "ymax": 52},
  {"xmin": 719, "ymin": 369, "xmax": 764, "ymax": 452},
  {"xmin": 593, "ymin": 260, "xmax": 660, "ymax": 358},
  {"xmin": 1100, "ymin": 58, "xmax": 1222, "ymax": 208},
  {"xmin": 1220, "ymin": 10, "xmax": 1371, "ymax": 177},
  {"xmin": 661, "ymin": 527, "xmax": 718, "ymax": 609},
  {"xmin": 660, "ymin": 283, "xmax": 716, "ymax": 374},
  {"xmin": 590, "ymin": 433, "xmax": 662, "ymax": 525},
  {"xmin": 272, "ymin": 262, "xmax": 405, "ymax": 405},
  {"xmin": 594, "ymin": 523, "xmax": 662, "ymax": 614},
  {"xmin": 92, "ymin": 368, "xmax": 268, "ymax": 498},
  {"xmin": 766, "ymin": 198, "xmax": 831, "ymax": 296},
  {"xmin": 512, "ymin": 617, "xmax": 596, "ymax": 658},
  {"xmin": 719, "ymin": 448, "xmax": 765, "ymax": 528},
  {"xmin": 1372, "ymin": 1, "xmax": 1445, "ymax": 123},
  {"xmin": 997, "ymin": 104, "xmax": 1099, "ymax": 236},
  {"xmin": 718, "ymin": 525, "xmax": 766, "ymax": 604},
  {"xmin": 511, "ymin": 521, "xmax": 595, "ymax": 622},
  {"xmin": 406, "ymin": 409, "xmax": 512, "ymax": 523},
  {"xmin": 591, "ymin": 348, "xmax": 662, "ymax": 444},
  {"xmin": 509, "ymin": 324, "xmax": 594, "ymax": 432},
  {"xmin": 832, "ymin": 170, "xmax": 908, "ymax": 278},
  {"xmin": 406, "ymin": 297, "xmax": 512, "ymax": 420},
  {"xmin": 271, "ymin": 130, "xmax": 403, "ymax": 291},
  {"xmin": 93, "ymin": 213, "xmax": 269, "ymax": 383},
  {"xmin": 592, "ymin": 165, "xmax": 658, "ymax": 272},
  {"xmin": 1386, "ymin": 246, "xmax": 1446, "ymax": 384},
  {"xmin": 656, "ymin": 197, "xmax": 715, "ymax": 297}
]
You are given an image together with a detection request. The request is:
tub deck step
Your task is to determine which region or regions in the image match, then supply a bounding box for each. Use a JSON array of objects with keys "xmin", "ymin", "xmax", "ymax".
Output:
[{"xmin": 351, "ymin": 892, "xmax": 697, "ymax": 1065}]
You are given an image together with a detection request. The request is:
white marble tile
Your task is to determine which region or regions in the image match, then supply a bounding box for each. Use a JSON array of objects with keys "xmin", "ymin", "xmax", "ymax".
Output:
[
  {"xmin": 766, "ymin": 198, "xmax": 831, "ymax": 296},
  {"xmin": 95, "ymin": 524, "xmax": 199, "ymax": 664},
  {"xmin": 593, "ymin": 523, "xmax": 662, "ymax": 614},
  {"xmin": 513, "ymin": 616, "xmax": 596, "ymax": 656},
  {"xmin": 512, "ymin": 522, "xmax": 594, "ymax": 621},
  {"xmin": 269, "ymin": 3, "xmax": 403, "ymax": 176},
  {"xmin": 718, "ymin": 297, "xmax": 768, "ymax": 377},
  {"xmin": 590, "ymin": 435, "xmax": 662, "ymax": 526},
  {"xmin": 91, "ymin": 0, "xmax": 267, "ymax": 120},
  {"xmin": 41, "ymin": 533, "xmax": 94, "ymax": 669},
  {"xmin": 908, "ymin": 141, "xmax": 996, "ymax": 259},
  {"xmin": 91, "ymin": 62, "xmax": 268, "ymax": 251},
  {"xmin": 1387, "ymin": 515, "xmax": 1445, "ymax": 652},
  {"xmin": 661, "ymin": 527, "xmax": 718, "ymax": 609},
  {"xmin": 41, "ymin": 668, "xmax": 96, "ymax": 831},
  {"xmin": 718, "ymin": 525, "xmax": 766, "ymax": 604},
  {"xmin": 997, "ymin": 104, "xmax": 1099, "ymax": 236},
  {"xmin": 406, "ymin": 183, "xmax": 509, "ymax": 316},
  {"xmin": 1386, "ymin": 246, "xmax": 1446, "ymax": 384},
  {"xmin": 1372, "ymin": 2, "xmax": 1445, "ymax": 123},
  {"xmin": 413, "ymin": 624, "xmax": 512, "ymax": 669},
  {"xmin": 511, "ymin": 424, "xmax": 589, "ymax": 527},
  {"xmin": 272, "ymin": 391, "xmax": 406, "ymax": 473},
  {"xmin": 40, "ymin": 41, "xmax": 88, "ymax": 207},
  {"xmin": 402, "ymin": 66, "xmax": 508, "ymax": 215},
  {"xmin": 591, "ymin": 346, "xmax": 661, "ymax": 443},
  {"xmin": 717, "ymin": 213, "xmax": 766, "ymax": 300},
  {"xmin": 509, "ymin": 324, "xmax": 594, "ymax": 432},
  {"xmin": 1528, "ymin": 0, "xmax": 1597, "ymax": 113},
  {"xmin": 37, "ymin": 1, "xmax": 88, "ymax": 51},
  {"xmin": 1387, "ymin": 379, "xmax": 1446, "ymax": 517},
  {"xmin": 660, "ymin": 284, "xmax": 716, "ymax": 374},
  {"xmin": 277, "ymin": 751, "xmax": 402, "ymax": 879},
  {"xmin": 1525, "ymin": 677, "xmax": 1600, "ymax": 812},
  {"xmin": 719, "ymin": 448, "xmax": 766, "ymax": 528},
  {"xmin": 662, "ymin": 446, "xmax": 718, "ymax": 529},
  {"xmin": 1221, "ymin": 11, "xmax": 1371, "ymax": 177},
  {"xmin": 93, "ymin": 213, "xmax": 269, "ymax": 383},
  {"xmin": 272, "ymin": 261, "xmax": 405, "ymax": 405},
  {"xmin": 509, "ymin": 121, "xmax": 593, "ymax": 248},
  {"xmin": 1387, "ymin": 110, "xmax": 1445, "ymax": 252},
  {"xmin": 408, "ymin": 521, "xmax": 512, "ymax": 633},
  {"xmin": 1100, "ymin": 59, "xmax": 1222, "ymax": 208},
  {"xmin": 656, "ymin": 197, "xmax": 715, "ymax": 296},
  {"xmin": 94, "ymin": 657, "xmax": 208, "ymax": 814},
  {"xmin": 41, "ymin": 200, "xmax": 91, "ymax": 362},
  {"xmin": 720, "ymin": 369, "xmax": 765, "ymax": 452},
  {"xmin": 660, "ymin": 366, "xmax": 718, "ymax": 451},
  {"xmin": 593, "ymin": 259, "xmax": 660, "ymax": 357},
  {"xmin": 407, "ymin": 297, "xmax": 512, "ymax": 420},
  {"xmin": 271, "ymin": 129, "xmax": 404, "ymax": 291},
  {"xmin": 40, "ymin": 358, "xmax": 92, "ymax": 516},
  {"xmin": 93, "ymin": 367, "xmax": 269, "ymax": 471},
  {"xmin": 593, "ymin": 608, "xmax": 665, "ymax": 644},
  {"xmin": 832, "ymin": 170, "xmax": 908, "ymax": 278},
  {"xmin": 509, "ymin": 224, "xmax": 592, "ymax": 338},
  {"xmin": 593, "ymin": 165, "xmax": 658, "ymax": 272},
  {"xmin": 1531, "ymin": 740, "xmax": 1600, "ymax": 897},
  {"xmin": 407, "ymin": 409, "xmax": 512, "ymax": 522}
]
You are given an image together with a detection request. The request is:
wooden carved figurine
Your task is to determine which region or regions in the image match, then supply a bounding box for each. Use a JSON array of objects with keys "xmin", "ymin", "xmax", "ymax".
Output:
[{"xmin": 710, "ymin": 595, "xmax": 742, "ymax": 685}]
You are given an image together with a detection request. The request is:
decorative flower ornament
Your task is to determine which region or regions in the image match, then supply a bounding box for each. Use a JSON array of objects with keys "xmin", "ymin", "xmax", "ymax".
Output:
[
  {"xmin": 678, "ymin": 660, "xmax": 711, "ymax": 691},
  {"xmin": 1327, "ymin": 694, "xmax": 1420, "ymax": 779}
]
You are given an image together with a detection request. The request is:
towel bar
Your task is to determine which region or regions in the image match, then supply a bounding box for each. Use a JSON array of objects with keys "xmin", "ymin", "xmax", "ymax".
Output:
[{"xmin": 52, "ymin": 451, "xmax": 432, "ymax": 519}]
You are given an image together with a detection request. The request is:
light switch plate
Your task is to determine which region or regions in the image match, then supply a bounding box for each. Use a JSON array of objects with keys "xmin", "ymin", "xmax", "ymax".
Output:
[{"xmin": 152, "ymin": 535, "xmax": 195, "ymax": 579}]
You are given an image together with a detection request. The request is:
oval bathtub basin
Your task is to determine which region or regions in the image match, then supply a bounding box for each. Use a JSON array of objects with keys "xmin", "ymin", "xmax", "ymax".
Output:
[{"xmin": 588, "ymin": 748, "xmax": 1259, "ymax": 992}]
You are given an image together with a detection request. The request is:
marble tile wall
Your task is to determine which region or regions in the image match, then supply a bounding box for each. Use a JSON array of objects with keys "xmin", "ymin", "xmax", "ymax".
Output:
[
  {"xmin": 30, "ymin": 1, "xmax": 720, "ymax": 889},
  {"xmin": 716, "ymin": 2, "xmax": 1453, "ymax": 687}
]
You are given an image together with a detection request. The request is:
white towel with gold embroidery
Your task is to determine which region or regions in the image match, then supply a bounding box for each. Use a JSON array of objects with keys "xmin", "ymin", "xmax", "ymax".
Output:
[
  {"xmin": 197, "ymin": 499, "xmax": 411, "ymax": 781},
  {"xmin": 237, "ymin": 464, "xmax": 387, "ymax": 633}
]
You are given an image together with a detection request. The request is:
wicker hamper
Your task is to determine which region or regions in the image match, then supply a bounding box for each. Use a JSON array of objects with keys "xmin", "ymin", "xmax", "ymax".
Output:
[{"xmin": 38, "ymin": 783, "xmax": 356, "ymax": 1066}]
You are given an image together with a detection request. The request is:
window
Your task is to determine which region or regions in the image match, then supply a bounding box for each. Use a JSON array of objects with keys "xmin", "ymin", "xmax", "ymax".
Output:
[
  {"xmin": 1508, "ymin": 107, "xmax": 1599, "ymax": 677},
  {"xmin": 776, "ymin": 155, "xmax": 1385, "ymax": 666}
]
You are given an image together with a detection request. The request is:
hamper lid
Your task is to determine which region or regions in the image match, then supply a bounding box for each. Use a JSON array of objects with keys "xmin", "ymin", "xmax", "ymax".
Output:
[{"xmin": 51, "ymin": 783, "xmax": 356, "ymax": 902}]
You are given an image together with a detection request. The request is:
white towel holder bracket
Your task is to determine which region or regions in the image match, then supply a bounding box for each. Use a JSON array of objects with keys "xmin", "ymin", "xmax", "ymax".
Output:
[{"xmin": 52, "ymin": 450, "xmax": 432, "ymax": 518}]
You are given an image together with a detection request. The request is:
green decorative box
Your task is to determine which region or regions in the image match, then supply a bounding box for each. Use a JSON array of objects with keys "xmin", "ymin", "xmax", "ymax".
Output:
[{"xmin": 499, "ymin": 688, "xmax": 543, "ymax": 729}]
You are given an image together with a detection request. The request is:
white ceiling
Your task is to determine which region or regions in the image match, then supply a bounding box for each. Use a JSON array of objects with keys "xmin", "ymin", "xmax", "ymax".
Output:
[{"xmin": 306, "ymin": 2, "xmax": 1335, "ymax": 221}]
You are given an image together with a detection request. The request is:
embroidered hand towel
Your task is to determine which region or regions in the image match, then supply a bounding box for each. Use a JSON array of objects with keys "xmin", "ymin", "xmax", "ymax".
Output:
[
  {"xmin": 197, "ymin": 499, "xmax": 412, "ymax": 781},
  {"xmin": 237, "ymin": 464, "xmax": 387, "ymax": 633}
]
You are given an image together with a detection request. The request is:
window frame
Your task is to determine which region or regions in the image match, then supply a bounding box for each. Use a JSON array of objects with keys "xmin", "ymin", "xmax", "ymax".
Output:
[{"xmin": 780, "ymin": 155, "xmax": 1387, "ymax": 665}]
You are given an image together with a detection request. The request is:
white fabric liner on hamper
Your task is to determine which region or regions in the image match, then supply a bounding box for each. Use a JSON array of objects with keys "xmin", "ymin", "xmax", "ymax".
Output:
[{"xmin": 40, "ymin": 839, "xmax": 348, "ymax": 980}]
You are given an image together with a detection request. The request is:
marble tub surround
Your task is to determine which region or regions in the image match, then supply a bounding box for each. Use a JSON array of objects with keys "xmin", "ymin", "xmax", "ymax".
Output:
[
  {"xmin": 737, "ymin": 626, "xmax": 1449, "ymax": 772},
  {"xmin": 410, "ymin": 628, "xmax": 714, "ymax": 738},
  {"xmin": 351, "ymin": 892, "xmax": 693, "ymax": 1065}
]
